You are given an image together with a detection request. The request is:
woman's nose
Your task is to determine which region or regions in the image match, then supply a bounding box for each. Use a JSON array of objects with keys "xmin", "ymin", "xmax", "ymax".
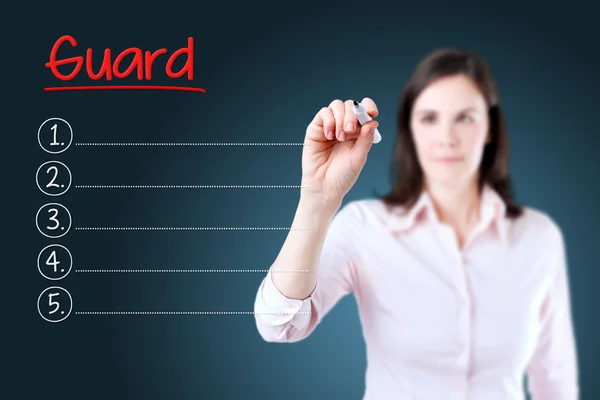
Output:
[{"xmin": 436, "ymin": 124, "xmax": 458, "ymax": 148}]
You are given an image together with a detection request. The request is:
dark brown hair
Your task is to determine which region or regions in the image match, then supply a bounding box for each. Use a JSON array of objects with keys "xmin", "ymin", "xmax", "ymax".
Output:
[{"xmin": 377, "ymin": 48, "xmax": 523, "ymax": 219}]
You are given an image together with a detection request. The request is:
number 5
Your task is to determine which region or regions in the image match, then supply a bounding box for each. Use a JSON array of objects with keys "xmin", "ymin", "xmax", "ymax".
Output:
[{"xmin": 48, "ymin": 292, "xmax": 60, "ymax": 314}]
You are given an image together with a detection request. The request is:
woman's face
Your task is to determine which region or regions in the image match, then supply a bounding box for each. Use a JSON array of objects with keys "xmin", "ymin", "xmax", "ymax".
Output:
[{"xmin": 410, "ymin": 74, "xmax": 490, "ymax": 189}]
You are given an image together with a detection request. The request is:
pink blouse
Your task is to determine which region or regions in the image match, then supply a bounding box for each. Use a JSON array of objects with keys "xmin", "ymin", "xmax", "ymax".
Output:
[{"xmin": 254, "ymin": 185, "xmax": 579, "ymax": 399}]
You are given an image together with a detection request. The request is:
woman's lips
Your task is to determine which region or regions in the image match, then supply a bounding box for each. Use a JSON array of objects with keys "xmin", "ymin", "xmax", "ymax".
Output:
[{"xmin": 436, "ymin": 156, "xmax": 464, "ymax": 163}]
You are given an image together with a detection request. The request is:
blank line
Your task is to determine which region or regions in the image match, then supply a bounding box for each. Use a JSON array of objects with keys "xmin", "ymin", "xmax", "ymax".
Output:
[
  {"xmin": 73, "ymin": 227, "xmax": 309, "ymax": 231},
  {"xmin": 75, "ymin": 269, "xmax": 309, "ymax": 273},
  {"xmin": 75, "ymin": 311, "xmax": 311, "ymax": 315},
  {"xmin": 74, "ymin": 142, "xmax": 307, "ymax": 146},
  {"xmin": 74, "ymin": 185, "xmax": 308, "ymax": 189}
]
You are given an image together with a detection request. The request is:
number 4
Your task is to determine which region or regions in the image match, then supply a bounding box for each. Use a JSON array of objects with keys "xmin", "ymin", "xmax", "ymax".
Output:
[{"xmin": 46, "ymin": 251, "xmax": 60, "ymax": 272}]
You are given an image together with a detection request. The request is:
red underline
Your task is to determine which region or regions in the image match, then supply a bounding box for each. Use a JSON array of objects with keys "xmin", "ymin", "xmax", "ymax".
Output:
[{"xmin": 44, "ymin": 85, "xmax": 206, "ymax": 93}]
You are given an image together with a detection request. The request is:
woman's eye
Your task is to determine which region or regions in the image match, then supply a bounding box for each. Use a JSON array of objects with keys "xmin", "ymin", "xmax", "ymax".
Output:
[
  {"xmin": 421, "ymin": 115, "xmax": 436, "ymax": 123},
  {"xmin": 458, "ymin": 115, "xmax": 473, "ymax": 123}
]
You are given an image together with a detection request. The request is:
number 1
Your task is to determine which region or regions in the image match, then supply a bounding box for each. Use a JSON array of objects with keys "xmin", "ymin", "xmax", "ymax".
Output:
[{"xmin": 50, "ymin": 124, "xmax": 59, "ymax": 146}]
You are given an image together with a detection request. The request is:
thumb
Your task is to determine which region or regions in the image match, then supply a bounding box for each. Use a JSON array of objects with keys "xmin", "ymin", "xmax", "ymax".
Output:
[{"xmin": 352, "ymin": 121, "xmax": 379, "ymax": 159}]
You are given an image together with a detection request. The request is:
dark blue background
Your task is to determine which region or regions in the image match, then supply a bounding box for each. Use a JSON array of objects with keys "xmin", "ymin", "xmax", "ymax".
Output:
[{"xmin": 9, "ymin": 0, "xmax": 599, "ymax": 399}]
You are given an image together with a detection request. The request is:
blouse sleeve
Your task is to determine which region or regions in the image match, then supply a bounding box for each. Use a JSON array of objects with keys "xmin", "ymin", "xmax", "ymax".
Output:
[
  {"xmin": 253, "ymin": 201, "xmax": 363, "ymax": 343},
  {"xmin": 526, "ymin": 223, "xmax": 579, "ymax": 399}
]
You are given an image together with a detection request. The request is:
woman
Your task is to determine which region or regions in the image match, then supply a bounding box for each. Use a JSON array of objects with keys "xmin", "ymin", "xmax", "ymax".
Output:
[{"xmin": 253, "ymin": 48, "xmax": 579, "ymax": 399}]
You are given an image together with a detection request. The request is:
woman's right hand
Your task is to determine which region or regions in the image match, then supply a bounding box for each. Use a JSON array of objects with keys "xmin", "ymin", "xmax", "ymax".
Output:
[{"xmin": 301, "ymin": 98, "xmax": 380, "ymax": 205}]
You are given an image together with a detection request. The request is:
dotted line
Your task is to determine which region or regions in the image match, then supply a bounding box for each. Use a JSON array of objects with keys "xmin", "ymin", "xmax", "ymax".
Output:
[
  {"xmin": 74, "ymin": 185, "xmax": 308, "ymax": 189},
  {"xmin": 74, "ymin": 227, "xmax": 309, "ymax": 231},
  {"xmin": 75, "ymin": 311, "xmax": 311, "ymax": 315},
  {"xmin": 75, "ymin": 269, "xmax": 310, "ymax": 273},
  {"xmin": 75, "ymin": 142, "xmax": 307, "ymax": 146}
]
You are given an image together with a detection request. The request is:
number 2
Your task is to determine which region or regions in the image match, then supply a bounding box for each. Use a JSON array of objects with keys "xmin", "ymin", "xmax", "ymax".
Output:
[{"xmin": 46, "ymin": 166, "xmax": 59, "ymax": 188}]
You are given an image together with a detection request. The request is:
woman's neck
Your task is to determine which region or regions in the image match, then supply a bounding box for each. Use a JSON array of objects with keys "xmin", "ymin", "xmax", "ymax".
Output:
[{"xmin": 425, "ymin": 179, "xmax": 481, "ymax": 247}]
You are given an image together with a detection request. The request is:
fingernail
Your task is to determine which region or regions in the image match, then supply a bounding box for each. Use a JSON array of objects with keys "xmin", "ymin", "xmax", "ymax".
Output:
[
  {"xmin": 327, "ymin": 130, "xmax": 333, "ymax": 140},
  {"xmin": 346, "ymin": 122, "xmax": 354, "ymax": 132},
  {"xmin": 370, "ymin": 123, "xmax": 379, "ymax": 133},
  {"xmin": 368, "ymin": 108, "xmax": 377, "ymax": 113},
  {"xmin": 339, "ymin": 131, "xmax": 346, "ymax": 141}
]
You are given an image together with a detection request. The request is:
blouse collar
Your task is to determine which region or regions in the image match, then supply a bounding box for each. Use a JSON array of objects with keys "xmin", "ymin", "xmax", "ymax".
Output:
[{"xmin": 385, "ymin": 184, "xmax": 508, "ymax": 246}]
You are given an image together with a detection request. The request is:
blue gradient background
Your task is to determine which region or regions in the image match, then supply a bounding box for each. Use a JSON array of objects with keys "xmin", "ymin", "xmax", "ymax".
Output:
[{"xmin": 9, "ymin": 0, "xmax": 599, "ymax": 399}]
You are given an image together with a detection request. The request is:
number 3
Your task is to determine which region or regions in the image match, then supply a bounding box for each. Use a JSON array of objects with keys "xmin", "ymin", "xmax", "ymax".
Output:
[{"xmin": 47, "ymin": 208, "xmax": 60, "ymax": 230}]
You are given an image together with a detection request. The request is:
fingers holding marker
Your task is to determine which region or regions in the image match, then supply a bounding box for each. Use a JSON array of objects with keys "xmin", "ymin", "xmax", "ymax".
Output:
[
  {"xmin": 309, "ymin": 107, "xmax": 332, "ymax": 141},
  {"xmin": 353, "ymin": 99, "xmax": 382, "ymax": 144},
  {"xmin": 329, "ymin": 99, "xmax": 345, "ymax": 141},
  {"xmin": 360, "ymin": 97, "xmax": 379, "ymax": 117},
  {"xmin": 319, "ymin": 107, "xmax": 335, "ymax": 140},
  {"xmin": 353, "ymin": 120, "xmax": 379, "ymax": 154},
  {"xmin": 311, "ymin": 98, "xmax": 381, "ymax": 143},
  {"xmin": 341, "ymin": 100, "xmax": 359, "ymax": 141}
]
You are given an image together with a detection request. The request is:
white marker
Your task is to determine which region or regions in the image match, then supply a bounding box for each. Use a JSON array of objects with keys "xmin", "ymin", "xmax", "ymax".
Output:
[{"xmin": 353, "ymin": 100, "xmax": 382, "ymax": 144}]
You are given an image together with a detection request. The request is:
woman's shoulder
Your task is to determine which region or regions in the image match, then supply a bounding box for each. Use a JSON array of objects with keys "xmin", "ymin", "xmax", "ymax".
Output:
[{"xmin": 510, "ymin": 205, "xmax": 564, "ymax": 247}]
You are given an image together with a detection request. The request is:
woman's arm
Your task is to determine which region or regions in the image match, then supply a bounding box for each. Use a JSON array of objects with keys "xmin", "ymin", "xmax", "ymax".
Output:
[
  {"xmin": 526, "ymin": 224, "xmax": 579, "ymax": 399},
  {"xmin": 254, "ymin": 197, "xmax": 362, "ymax": 342}
]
